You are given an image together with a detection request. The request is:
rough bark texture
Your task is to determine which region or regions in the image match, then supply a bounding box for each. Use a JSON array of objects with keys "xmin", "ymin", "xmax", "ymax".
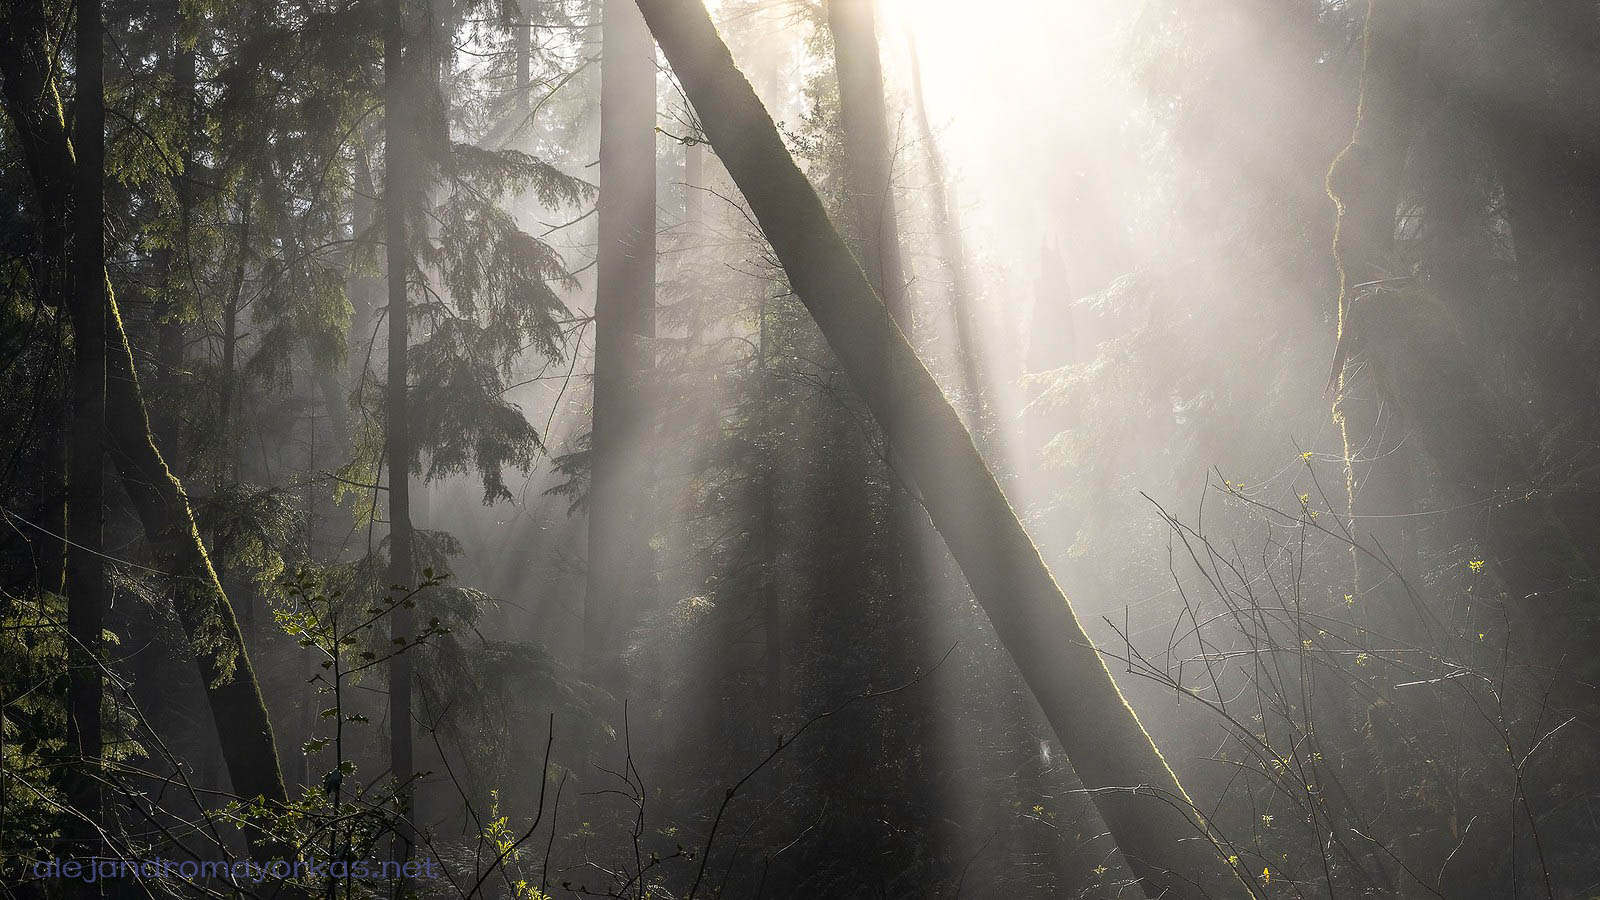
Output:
[
  {"xmin": 584, "ymin": 0, "xmax": 658, "ymax": 687},
  {"xmin": 0, "ymin": 0, "xmax": 292, "ymax": 828},
  {"xmin": 633, "ymin": 2, "xmax": 1251, "ymax": 896}
]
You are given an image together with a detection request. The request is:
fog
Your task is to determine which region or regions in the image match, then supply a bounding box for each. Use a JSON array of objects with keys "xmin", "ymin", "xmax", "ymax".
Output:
[{"xmin": 4, "ymin": 0, "xmax": 1600, "ymax": 898}]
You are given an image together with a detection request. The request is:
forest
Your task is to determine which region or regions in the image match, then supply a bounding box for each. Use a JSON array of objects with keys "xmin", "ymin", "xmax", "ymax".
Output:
[{"xmin": 3, "ymin": 0, "xmax": 1600, "ymax": 896}]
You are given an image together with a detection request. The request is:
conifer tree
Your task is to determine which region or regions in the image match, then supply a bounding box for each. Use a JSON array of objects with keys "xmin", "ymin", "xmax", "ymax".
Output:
[{"xmin": 585, "ymin": 0, "xmax": 658, "ymax": 687}]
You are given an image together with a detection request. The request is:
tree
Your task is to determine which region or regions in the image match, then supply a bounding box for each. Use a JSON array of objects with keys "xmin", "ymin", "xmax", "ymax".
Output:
[
  {"xmin": 383, "ymin": 0, "xmax": 422, "ymax": 861},
  {"xmin": 1331, "ymin": 0, "xmax": 1599, "ymax": 637},
  {"xmin": 0, "ymin": 0, "xmax": 291, "ymax": 850},
  {"xmin": 828, "ymin": 0, "xmax": 906, "ymax": 312},
  {"xmin": 631, "ymin": 1, "xmax": 1251, "ymax": 895},
  {"xmin": 1325, "ymin": 0, "xmax": 1425, "ymax": 622},
  {"xmin": 584, "ymin": 0, "xmax": 658, "ymax": 687},
  {"xmin": 824, "ymin": 0, "xmax": 946, "ymax": 868},
  {"xmin": 64, "ymin": 0, "xmax": 109, "ymax": 875}
]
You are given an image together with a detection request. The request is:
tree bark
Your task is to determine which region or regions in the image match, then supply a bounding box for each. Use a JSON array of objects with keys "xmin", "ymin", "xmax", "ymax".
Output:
[
  {"xmin": 1330, "ymin": 1, "xmax": 1600, "ymax": 618},
  {"xmin": 1324, "ymin": 0, "xmax": 1428, "ymax": 637},
  {"xmin": 0, "ymin": 0, "xmax": 292, "ymax": 836},
  {"xmin": 827, "ymin": 0, "xmax": 945, "ymax": 862},
  {"xmin": 64, "ymin": 0, "xmax": 108, "ymax": 878},
  {"xmin": 383, "ymin": 0, "xmax": 419, "ymax": 860},
  {"xmin": 632, "ymin": 2, "xmax": 1251, "ymax": 896},
  {"xmin": 829, "ymin": 0, "xmax": 906, "ymax": 313},
  {"xmin": 828, "ymin": 0, "xmax": 924, "ymax": 609},
  {"xmin": 584, "ymin": 0, "xmax": 658, "ymax": 688},
  {"xmin": 106, "ymin": 309, "xmax": 295, "ymax": 812}
]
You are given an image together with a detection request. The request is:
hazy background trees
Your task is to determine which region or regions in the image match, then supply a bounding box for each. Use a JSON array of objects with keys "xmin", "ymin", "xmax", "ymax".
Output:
[{"xmin": 3, "ymin": 0, "xmax": 1600, "ymax": 897}]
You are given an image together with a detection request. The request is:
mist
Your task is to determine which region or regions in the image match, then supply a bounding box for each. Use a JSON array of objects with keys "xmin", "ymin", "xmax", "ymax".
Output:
[{"xmin": 4, "ymin": 0, "xmax": 1600, "ymax": 897}]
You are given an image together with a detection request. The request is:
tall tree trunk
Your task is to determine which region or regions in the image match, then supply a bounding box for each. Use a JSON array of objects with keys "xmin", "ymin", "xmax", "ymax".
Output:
[
  {"xmin": 584, "ymin": 0, "xmax": 658, "ymax": 688},
  {"xmin": 1331, "ymin": 1, "xmax": 1599, "ymax": 621},
  {"xmin": 64, "ymin": 0, "xmax": 108, "ymax": 875},
  {"xmin": 826, "ymin": 0, "xmax": 942, "ymax": 867},
  {"xmin": 632, "ymin": 2, "xmax": 1250, "ymax": 896},
  {"xmin": 1326, "ymin": 0, "xmax": 1424, "ymax": 603},
  {"xmin": 0, "ymin": 0, "xmax": 292, "ymax": 836},
  {"xmin": 1316, "ymin": 17, "xmax": 1431, "ymax": 890},
  {"xmin": 828, "ymin": 0, "xmax": 918, "ymax": 600},
  {"xmin": 383, "ymin": 0, "xmax": 419, "ymax": 862},
  {"xmin": 829, "ymin": 0, "xmax": 906, "ymax": 312}
]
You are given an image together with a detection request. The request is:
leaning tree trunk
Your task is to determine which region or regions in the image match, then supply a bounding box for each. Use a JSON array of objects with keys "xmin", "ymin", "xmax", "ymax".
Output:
[
  {"xmin": 0, "ymin": 0, "xmax": 291, "ymax": 848},
  {"xmin": 584, "ymin": 0, "xmax": 658, "ymax": 688},
  {"xmin": 632, "ymin": 2, "xmax": 1251, "ymax": 896}
]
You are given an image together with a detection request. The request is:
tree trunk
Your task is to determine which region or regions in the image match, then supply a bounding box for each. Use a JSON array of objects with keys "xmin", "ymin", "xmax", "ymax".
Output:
[
  {"xmin": 827, "ymin": 0, "xmax": 944, "ymax": 865},
  {"xmin": 584, "ymin": 0, "xmax": 658, "ymax": 688},
  {"xmin": 1331, "ymin": 1, "xmax": 1599, "ymax": 619},
  {"xmin": 64, "ymin": 0, "xmax": 108, "ymax": 876},
  {"xmin": 107, "ymin": 313, "xmax": 294, "ymax": 814},
  {"xmin": 829, "ymin": 0, "xmax": 906, "ymax": 312},
  {"xmin": 383, "ymin": 0, "xmax": 419, "ymax": 860},
  {"xmin": 1326, "ymin": 0, "xmax": 1424, "ymax": 597},
  {"xmin": 0, "ymin": 0, "xmax": 292, "ymax": 836},
  {"xmin": 632, "ymin": 2, "xmax": 1250, "ymax": 896},
  {"xmin": 828, "ymin": 0, "xmax": 922, "ymax": 610}
]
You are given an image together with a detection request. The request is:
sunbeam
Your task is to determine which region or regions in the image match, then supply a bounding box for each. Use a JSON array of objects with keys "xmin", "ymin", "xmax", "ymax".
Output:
[{"xmin": 3, "ymin": 0, "xmax": 1597, "ymax": 897}]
